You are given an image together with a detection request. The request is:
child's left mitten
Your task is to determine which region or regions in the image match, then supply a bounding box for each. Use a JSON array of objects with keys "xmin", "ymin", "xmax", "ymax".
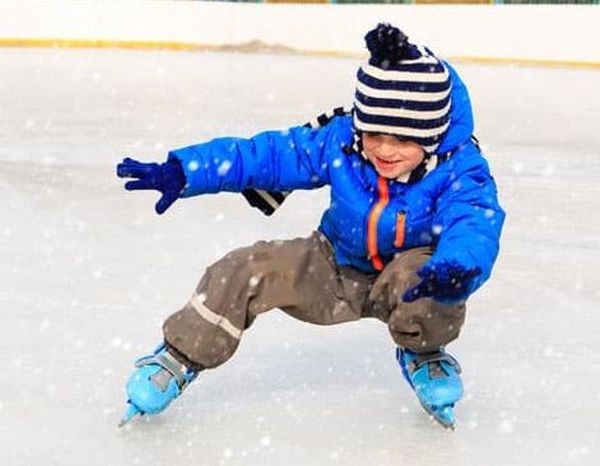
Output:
[{"xmin": 402, "ymin": 262, "xmax": 481, "ymax": 304}]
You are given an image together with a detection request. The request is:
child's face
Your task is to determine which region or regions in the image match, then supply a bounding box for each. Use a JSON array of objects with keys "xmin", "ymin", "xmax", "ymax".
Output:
[{"xmin": 362, "ymin": 132, "xmax": 425, "ymax": 179}]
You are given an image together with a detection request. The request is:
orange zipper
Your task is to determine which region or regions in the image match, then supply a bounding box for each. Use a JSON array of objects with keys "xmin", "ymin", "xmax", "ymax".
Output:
[
  {"xmin": 394, "ymin": 212, "xmax": 406, "ymax": 248},
  {"xmin": 367, "ymin": 176, "xmax": 389, "ymax": 271}
]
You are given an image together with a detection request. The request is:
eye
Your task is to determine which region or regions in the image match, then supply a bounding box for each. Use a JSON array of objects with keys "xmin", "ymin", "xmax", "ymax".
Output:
[{"xmin": 364, "ymin": 132, "xmax": 384, "ymax": 142}]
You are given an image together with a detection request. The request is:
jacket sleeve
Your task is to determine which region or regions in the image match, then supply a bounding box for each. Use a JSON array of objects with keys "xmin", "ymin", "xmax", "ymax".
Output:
[
  {"xmin": 429, "ymin": 148, "xmax": 506, "ymax": 295},
  {"xmin": 166, "ymin": 119, "xmax": 349, "ymax": 197}
]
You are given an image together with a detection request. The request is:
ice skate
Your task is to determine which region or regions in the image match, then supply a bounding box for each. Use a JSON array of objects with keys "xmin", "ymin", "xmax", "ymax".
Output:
[
  {"xmin": 119, "ymin": 343, "xmax": 198, "ymax": 427},
  {"xmin": 396, "ymin": 347, "xmax": 463, "ymax": 429}
]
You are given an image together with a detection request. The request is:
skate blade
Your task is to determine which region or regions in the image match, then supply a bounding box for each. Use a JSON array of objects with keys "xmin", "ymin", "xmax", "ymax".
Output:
[
  {"xmin": 118, "ymin": 402, "xmax": 143, "ymax": 428},
  {"xmin": 420, "ymin": 401, "xmax": 456, "ymax": 430}
]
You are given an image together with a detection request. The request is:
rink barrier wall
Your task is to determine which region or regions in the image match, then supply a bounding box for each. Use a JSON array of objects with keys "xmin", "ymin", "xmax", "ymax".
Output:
[
  {"xmin": 1, "ymin": 1, "xmax": 599, "ymax": 69},
  {"xmin": 1, "ymin": 37, "xmax": 599, "ymax": 70}
]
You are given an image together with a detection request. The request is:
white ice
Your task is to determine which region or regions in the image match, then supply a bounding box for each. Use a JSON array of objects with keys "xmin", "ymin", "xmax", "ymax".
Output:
[{"xmin": 1, "ymin": 48, "xmax": 599, "ymax": 466}]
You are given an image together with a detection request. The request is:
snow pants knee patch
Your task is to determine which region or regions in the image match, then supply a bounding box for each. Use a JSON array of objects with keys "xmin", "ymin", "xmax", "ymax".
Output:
[
  {"xmin": 368, "ymin": 247, "xmax": 466, "ymax": 353},
  {"xmin": 387, "ymin": 300, "xmax": 465, "ymax": 353}
]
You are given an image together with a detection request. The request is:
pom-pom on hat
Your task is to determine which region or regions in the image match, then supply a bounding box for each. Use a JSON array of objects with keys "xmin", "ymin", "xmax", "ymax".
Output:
[{"xmin": 353, "ymin": 23, "xmax": 452, "ymax": 154}]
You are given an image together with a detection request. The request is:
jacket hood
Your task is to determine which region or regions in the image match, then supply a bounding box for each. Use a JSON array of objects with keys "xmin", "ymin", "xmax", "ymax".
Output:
[{"xmin": 436, "ymin": 63, "xmax": 475, "ymax": 155}]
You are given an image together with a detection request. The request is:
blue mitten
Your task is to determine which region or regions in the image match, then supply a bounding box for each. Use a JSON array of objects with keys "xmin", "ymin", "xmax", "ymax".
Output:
[
  {"xmin": 402, "ymin": 262, "xmax": 482, "ymax": 304},
  {"xmin": 117, "ymin": 157, "xmax": 185, "ymax": 214}
]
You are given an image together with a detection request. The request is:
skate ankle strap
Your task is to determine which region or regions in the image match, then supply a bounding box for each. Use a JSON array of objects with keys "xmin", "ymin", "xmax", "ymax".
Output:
[
  {"xmin": 408, "ymin": 351, "xmax": 462, "ymax": 374},
  {"xmin": 135, "ymin": 351, "xmax": 191, "ymax": 389}
]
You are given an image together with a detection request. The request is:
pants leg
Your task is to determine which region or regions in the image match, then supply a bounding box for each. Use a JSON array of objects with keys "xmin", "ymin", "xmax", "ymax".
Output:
[
  {"xmin": 368, "ymin": 247, "xmax": 466, "ymax": 353},
  {"xmin": 163, "ymin": 232, "xmax": 365, "ymax": 369}
]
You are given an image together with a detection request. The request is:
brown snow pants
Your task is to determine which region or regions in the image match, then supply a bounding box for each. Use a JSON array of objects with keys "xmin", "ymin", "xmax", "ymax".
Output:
[{"xmin": 163, "ymin": 232, "xmax": 466, "ymax": 370}]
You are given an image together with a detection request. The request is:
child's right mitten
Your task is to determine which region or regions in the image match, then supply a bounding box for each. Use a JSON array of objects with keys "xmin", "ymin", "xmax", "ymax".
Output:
[{"xmin": 116, "ymin": 157, "xmax": 186, "ymax": 214}]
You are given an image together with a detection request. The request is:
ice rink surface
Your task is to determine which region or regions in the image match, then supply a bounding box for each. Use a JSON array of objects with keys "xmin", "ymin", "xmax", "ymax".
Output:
[{"xmin": 1, "ymin": 48, "xmax": 599, "ymax": 466}]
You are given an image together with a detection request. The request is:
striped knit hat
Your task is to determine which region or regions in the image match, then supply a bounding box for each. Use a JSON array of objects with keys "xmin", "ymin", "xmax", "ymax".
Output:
[{"xmin": 353, "ymin": 24, "xmax": 452, "ymax": 154}]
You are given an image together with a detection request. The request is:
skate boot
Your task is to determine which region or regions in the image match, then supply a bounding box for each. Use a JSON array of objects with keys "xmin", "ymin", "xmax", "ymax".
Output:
[
  {"xmin": 119, "ymin": 342, "xmax": 199, "ymax": 426},
  {"xmin": 396, "ymin": 347, "xmax": 463, "ymax": 429}
]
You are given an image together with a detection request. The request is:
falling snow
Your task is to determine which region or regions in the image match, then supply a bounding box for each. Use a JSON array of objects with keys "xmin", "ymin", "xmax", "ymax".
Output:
[
  {"xmin": 0, "ymin": 48, "xmax": 599, "ymax": 466},
  {"xmin": 217, "ymin": 160, "xmax": 232, "ymax": 176}
]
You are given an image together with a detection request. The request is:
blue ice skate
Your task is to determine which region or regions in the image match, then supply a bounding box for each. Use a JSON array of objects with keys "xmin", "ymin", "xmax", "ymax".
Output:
[
  {"xmin": 396, "ymin": 347, "xmax": 463, "ymax": 429},
  {"xmin": 119, "ymin": 343, "xmax": 198, "ymax": 427}
]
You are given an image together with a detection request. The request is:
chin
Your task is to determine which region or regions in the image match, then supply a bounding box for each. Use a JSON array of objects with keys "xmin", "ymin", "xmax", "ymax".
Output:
[
  {"xmin": 379, "ymin": 172, "xmax": 404, "ymax": 179},
  {"xmin": 375, "ymin": 165, "xmax": 406, "ymax": 179}
]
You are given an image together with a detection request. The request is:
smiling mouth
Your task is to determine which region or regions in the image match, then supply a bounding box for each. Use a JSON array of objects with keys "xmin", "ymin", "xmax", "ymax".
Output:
[{"xmin": 375, "ymin": 156, "xmax": 400, "ymax": 166}]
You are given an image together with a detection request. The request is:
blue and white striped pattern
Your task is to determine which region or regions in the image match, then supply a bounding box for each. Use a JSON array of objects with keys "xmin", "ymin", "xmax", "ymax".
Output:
[{"xmin": 353, "ymin": 46, "xmax": 452, "ymax": 154}]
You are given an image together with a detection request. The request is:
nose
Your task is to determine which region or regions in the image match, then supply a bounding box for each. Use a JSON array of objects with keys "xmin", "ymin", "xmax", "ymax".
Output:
[{"xmin": 377, "ymin": 138, "xmax": 398, "ymax": 157}]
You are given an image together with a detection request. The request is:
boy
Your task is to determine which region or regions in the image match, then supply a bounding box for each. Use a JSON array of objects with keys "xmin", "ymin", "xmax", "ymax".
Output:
[{"xmin": 117, "ymin": 24, "xmax": 505, "ymax": 429}]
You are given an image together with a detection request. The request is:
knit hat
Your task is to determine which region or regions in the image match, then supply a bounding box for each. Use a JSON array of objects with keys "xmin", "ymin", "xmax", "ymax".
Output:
[{"xmin": 353, "ymin": 23, "xmax": 452, "ymax": 154}]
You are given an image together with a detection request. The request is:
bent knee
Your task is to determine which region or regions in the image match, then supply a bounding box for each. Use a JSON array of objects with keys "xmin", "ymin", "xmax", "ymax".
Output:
[{"xmin": 388, "ymin": 300, "xmax": 466, "ymax": 352}]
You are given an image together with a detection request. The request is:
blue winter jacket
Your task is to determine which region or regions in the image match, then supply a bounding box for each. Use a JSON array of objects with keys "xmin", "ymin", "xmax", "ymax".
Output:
[{"xmin": 168, "ymin": 65, "xmax": 505, "ymax": 297}]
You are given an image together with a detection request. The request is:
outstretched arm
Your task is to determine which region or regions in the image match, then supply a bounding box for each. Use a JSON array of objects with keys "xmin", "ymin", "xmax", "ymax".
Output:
[
  {"xmin": 169, "ymin": 122, "xmax": 336, "ymax": 197},
  {"xmin": 117, "ymin": 117, "xmax": 351, "ymax": 214}
]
